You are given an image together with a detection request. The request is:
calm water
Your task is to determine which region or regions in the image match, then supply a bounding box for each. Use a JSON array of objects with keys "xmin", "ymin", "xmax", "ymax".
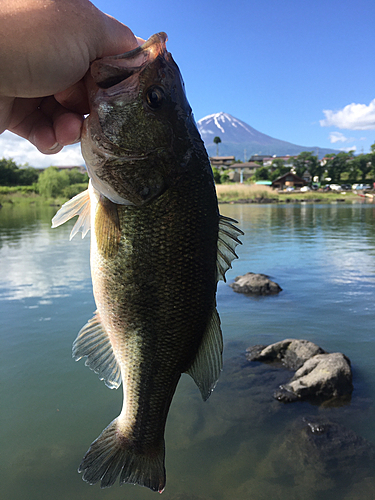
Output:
[{"xmin": 1, "ymin": 200, "xmax": 375, "ymax": 500}]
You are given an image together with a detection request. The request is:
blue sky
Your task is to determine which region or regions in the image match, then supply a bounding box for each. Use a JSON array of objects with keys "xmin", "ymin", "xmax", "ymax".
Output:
[{"xmin": 1, "ymin": 0, "xmax": 374, "ymax": 167}]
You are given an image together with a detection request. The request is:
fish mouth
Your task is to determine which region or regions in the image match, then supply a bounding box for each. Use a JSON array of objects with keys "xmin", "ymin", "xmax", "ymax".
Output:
[
  {"xmin": 91, "ymin": 32, "xmax": 168, "ymax": 89},
  {"xmin": 82, "ymin": 32, "xmax": 173, "ymax": 206}
]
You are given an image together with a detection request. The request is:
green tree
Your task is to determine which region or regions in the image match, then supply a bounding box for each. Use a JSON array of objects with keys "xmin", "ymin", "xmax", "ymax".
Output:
[
  {"xmin": 269, "ymin": 159, "xmax": 289, "ymax": 181},
  {"xmin": 368, "ymin": 142, "xmax": 375, "ymax": 180},
  {"xmin": 213, "ymin": 136, "xmax": 221, "ymax": 156},
  {"xmin": 0, "ymin": 158, "xmax": 40, "ymax": 186},
  {"xmin": 0, "ymin": 158, "xmax": 19, "ymax": 185},
  {"xmin": 220, "ymin": 170, "xmax": 229, "ymax": 183},
  {"xmin": 325, "ymin": 152, "xmax": 353, "ymax": 184},
  {"xmin": 38, "ymin": 167, "xmax": 70, "ymax": 198},
  {"xmin": 254, "ymin": 166, "xmax": 270, "ymax": 181},
  {"xmin": 351, "ymin": 154, "xmax": 372, "ymax": 183},
  {"xmin": 212, "ymin": 167, "xmax": 221, "ymax": 184},
  {"xmin": 67, "ymin": 168, "xmax": 88, "ymax": 184},
  {"xmin": 345, "ymin": 159, "xmax": 360, "ymax": 184},
  {"xmin": 292, "ymin": 151, "xmax": 322, "ymax": 180},
  {"xmin": 17, "ymin": 166, "xmax": 39, "ymax": 186}
]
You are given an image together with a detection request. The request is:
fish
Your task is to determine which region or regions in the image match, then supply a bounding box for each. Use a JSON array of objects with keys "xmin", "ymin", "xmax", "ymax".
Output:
[{"xmin": 52, "ymin": 32, "xmax": 242, "ymax": 493}]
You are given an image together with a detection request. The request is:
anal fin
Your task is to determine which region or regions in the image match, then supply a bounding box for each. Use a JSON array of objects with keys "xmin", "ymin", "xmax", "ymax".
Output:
[
  {"xmin": 73, "ymin": 313, "xmax": 122, "ymax": 389},
  {"xmin": 186, "ymin": 307, "xmax": 223, "ymax": 401}
]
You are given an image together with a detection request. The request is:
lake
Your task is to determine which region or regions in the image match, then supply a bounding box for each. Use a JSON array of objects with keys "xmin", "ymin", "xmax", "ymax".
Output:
[{"xmin": 1, "ymin": 200, "xmax": 375, "ymax": 500}]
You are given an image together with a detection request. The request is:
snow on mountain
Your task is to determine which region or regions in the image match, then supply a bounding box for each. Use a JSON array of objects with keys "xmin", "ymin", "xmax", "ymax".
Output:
[
  {"xmin": 197, "ymin": 112, "xmax": 338, "ymax": 159},
  {"xmin": 198, "ymin": 112, "xmax": 262, "ymax": 143}
]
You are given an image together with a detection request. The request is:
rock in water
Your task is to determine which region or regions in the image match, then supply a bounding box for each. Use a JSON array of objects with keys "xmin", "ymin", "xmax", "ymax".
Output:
[
  {"xmin": 247, "ymin": 339, "xmax": 326, "ymax": 370},
  {"xmin": 275, "ymin": 352, "xmax": 353, "ymax": 403},
  {"xmin": 230, "ymin": 272, "xmax": 282, "ymax": 295},
  {"xmin": 246, "ymin": 339, "xmax": 353, "ymax": 404}
]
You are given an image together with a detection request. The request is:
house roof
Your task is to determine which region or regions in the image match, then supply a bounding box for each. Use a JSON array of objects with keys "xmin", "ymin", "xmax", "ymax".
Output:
[
  {"xmin": 228, "ymin": 162, "xmax": 261, "ymax": 169},
  {"xmin": 210, "ymin": 156, "xmax": 235, "ymax": 161},
  {"xmin": 249, "ymin": 155, "xmax": 272, "ymax": 161},
  {"xmin": 272, "ymin": 172, "xmax": 306, "ymax": 184}
]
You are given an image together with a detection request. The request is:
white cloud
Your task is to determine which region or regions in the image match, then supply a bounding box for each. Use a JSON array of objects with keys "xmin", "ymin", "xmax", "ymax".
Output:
[
  {"xmin": 329, "ymin": 132, "xmax": 355, "ymax": 143},
  {"xmin": 320, "ymin": 99, "xmax": 375, "ymax": 130},
  {"xmin": 0, "ymin": 131, "xmax": 84, "ymax": 168},
  {"xmin": 339, "ymin": 145, "xmax": 357, "ymax": 153}
]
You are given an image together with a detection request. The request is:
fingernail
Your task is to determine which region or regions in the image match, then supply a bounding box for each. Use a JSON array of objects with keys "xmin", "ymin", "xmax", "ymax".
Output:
[
  {"xmin": 48, "ymin": 142, "xmax": 61, "ymax": 152},
  {"xmin": 72, "ymin": 134, "xmax": 81, "ymax": 145}
]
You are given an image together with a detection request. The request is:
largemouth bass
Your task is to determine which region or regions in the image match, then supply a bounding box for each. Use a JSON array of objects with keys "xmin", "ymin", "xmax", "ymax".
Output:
[{"xmin": 52, "ymin": 32, "xmax": 242, "ymax": 493}]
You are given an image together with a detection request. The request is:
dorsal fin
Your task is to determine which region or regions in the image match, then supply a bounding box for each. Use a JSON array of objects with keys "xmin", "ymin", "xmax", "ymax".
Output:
[
  {"xmin": 51, "ymin": 188, "xmax": 91, "ymax": 240},
  {"xmin": 73, "ymin": 313, "xmax": 122, "ymax": 390},
  {"xmin": 186, "ymin": 307, "xmax": 223, "ymax": 401},
  {"xmin": 216, "ymin": 215, "xmax": 243, "ymax": 282}
]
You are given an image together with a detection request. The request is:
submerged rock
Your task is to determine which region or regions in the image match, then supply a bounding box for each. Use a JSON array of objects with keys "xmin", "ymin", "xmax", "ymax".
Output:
[
  {"xmin": 246, "ymin": 338, "xmax": 353, "ymax": 404},
  {"xmin": 246, "ymin": 338, "xmax": 325, "ymax": 370},
  {"xmin": 255, "ymin": 416, "xmax": 375, "ymax": 495},
  {"xmin": 275, "ymin": 353, "xmax": 353, "ymax": 403},
  {"xmin": 230, "ymin": 272, "xmax": 282, "ymax": 295}
]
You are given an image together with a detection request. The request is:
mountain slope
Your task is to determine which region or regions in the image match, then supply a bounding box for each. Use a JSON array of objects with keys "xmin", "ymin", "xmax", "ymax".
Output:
[{"xmin": 197, "ymin": 112, "xmax": 339, "ymax": 159}]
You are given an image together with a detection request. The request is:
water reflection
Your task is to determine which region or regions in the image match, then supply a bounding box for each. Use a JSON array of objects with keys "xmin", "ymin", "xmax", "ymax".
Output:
[
  {"xmin": 0, "ymin": 204, "xmax": 90, "ymax": 300},
  {"xmin": 1, "ymin": 201, "xmax": 375, "ymax": 499}
]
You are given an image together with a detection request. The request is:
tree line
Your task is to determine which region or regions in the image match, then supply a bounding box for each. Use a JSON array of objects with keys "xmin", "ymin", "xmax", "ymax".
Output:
[
  {"xmin": 0, "ymin": 158, "xmax": 88, "ymax": 197},
  {"xmin": 253, "ymin": 145, "xmax": 375, "ymax": 185}
]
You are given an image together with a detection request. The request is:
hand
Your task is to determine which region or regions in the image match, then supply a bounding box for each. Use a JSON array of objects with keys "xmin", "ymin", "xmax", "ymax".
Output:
[{"xmin": 0, "ymin": 0, "xmax": 140, "ymax": 154}]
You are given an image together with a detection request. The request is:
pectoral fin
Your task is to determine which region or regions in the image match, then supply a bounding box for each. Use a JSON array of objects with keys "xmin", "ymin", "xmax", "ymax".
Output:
[
  {"xmin": 216, "ymin": 215, "xmax": 243, "ymax": 282},
  {"xmin": 95, "ymin": 196, "xmax": 121, "ymax": 258},
  {"xmin": 186, "ymin": 307, "xmax": 223, "ymax": 401},
  {"xmin": 51, "ymin": 188, "xmax": 91, "ymax": 240},
  {"xmin": 73, "ymin": 313, "xmax": 122, "ymax": 390}
]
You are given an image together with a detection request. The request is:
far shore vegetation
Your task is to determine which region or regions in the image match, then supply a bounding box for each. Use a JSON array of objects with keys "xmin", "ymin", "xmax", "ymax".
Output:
[
  {"xmin": 1, "ymin": 147, "xmax": 375, "ymax": 206},
  {"xmin": 0, "ymin": 158, "xmax": 88, "ymax": 206},
  {"xmin": 215, "ymin": 183, "xmax": 359, "ymax": 203}
]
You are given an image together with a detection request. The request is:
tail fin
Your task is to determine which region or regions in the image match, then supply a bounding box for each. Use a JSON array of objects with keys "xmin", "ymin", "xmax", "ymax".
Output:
[{"xmin": 78, "ymin": 418, "xmax": 166, "ymax": 493}]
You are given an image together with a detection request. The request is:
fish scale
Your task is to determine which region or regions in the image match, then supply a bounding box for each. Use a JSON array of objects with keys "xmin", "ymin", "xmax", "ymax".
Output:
[
  {"xmin": 87, "ymin": 174, "xmax": 219, "ymax": 488},
  {"xmin": 51, "ymin": 32, "xmax": 243, "ymax": 492}
]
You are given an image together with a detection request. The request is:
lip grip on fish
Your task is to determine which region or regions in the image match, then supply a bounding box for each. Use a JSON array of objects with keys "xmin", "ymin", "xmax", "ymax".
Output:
[{"xmin": 91, "ymin": 32, "xmax": 168, "ymax": 89}]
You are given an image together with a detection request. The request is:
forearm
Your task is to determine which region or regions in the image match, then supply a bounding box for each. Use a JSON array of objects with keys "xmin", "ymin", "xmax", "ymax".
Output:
[
  {"xmin": 0, "ymin": 0, "xmax": 137, "ymax": 98},
  {"xmin": 0, "ymin": 0, "xmax": 98, "ymax": 97},
  {"xmin": 0, "ymin": 0, "xmax": 138, "ymax": 152}
]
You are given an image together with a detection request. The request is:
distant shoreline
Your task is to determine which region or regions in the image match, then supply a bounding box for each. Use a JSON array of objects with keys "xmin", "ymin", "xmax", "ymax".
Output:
[
  {"xmin": 0, "ymin": 186, "xmax": 370, "ymax": 207},
  {"xmin": 218, "ymin": 195, "xmax": 362, "ymax": 204},
  {"xmin": 215, "ymin": 183, "xmax": 367, "ymax": 204}
]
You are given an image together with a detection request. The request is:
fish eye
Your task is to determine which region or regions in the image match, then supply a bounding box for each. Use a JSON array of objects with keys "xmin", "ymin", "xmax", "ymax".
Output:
[{"xmin": 146, "ymin": 86, "xmax": 164, "ymax": 109}]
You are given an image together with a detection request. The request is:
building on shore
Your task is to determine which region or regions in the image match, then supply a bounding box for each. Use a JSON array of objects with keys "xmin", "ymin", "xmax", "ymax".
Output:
[
  {"xmin": 272, "ymin": 172, "xmax": 307, "ymax": 190},
  {"xmin": 226, "ymin": 162, "xmax": 264, "ymax": 183},
  {"xmin": 209, "ymin": 156, "xmax": 236, "ymax": 168}
]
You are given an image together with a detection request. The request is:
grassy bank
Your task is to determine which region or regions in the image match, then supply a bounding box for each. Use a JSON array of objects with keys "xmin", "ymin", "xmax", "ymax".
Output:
[
  {"xmin": 216, "ymin": 183, "xmax": 361, "ymax": 203},
  {"xmin": 0, "ymin": 183, "xmax": 87, "ymax": 207},
  {"xmin": 0, "ymin": 183, "xmax": 366, "ymax": 206},
  {"xmin": 216, "ymin": 184, "xmax": 278, "ymax": 202}
]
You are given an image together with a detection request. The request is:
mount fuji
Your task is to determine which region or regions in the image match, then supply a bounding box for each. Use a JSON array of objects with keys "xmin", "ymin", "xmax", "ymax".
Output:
[{"xmin": 197, "ymin": 112, "xmax": 338, "ymax": 159}]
